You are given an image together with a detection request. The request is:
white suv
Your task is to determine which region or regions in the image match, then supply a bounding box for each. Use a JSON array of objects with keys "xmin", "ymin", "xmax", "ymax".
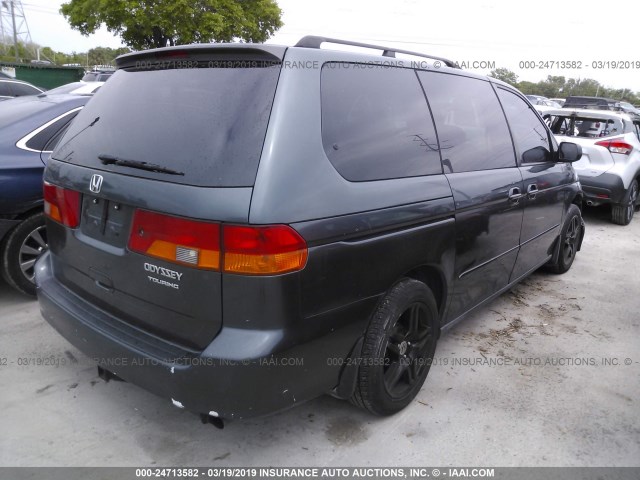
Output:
[{"xmin": 544, "ymin": 108, "xmax": 640, "ymax": 225}]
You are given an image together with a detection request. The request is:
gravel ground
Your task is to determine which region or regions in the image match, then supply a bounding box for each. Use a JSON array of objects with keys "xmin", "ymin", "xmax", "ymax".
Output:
[{"xmin": 0, "ymin": 206, "xmax": 638, "ymax": 467}]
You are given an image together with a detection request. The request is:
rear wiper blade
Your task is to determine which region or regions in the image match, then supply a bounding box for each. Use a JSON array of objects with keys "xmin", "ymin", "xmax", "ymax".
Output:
[{"xmin": 98, "ymin": 154, "xmax": 184, "ymax": 176}]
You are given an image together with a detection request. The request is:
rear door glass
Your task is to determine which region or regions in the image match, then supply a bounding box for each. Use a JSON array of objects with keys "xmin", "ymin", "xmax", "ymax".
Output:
[
  {"xmin": 417, "ymin": 72, "xmax": 516, "ymax": 173},
  {"xmin": 53, "ymin": 65, "xmax": 281, "ymax": 187}
]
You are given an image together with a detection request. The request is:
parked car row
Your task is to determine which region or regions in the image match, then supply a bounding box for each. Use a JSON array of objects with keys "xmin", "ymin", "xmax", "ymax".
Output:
[
  {"xmin": 0, "ymin": 78, "xmax": 44, "ymax": 101},
  {"xmin": 527, "ymin": 95, "xmax": 640, "ymax": 225},
  {"xmin": 0, "ymin": 67, "xmax": 112, "ymax": 102}
]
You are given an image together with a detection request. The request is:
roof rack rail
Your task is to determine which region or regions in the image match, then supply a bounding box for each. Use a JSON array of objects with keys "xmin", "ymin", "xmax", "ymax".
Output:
[{"xmin": 294, "ymin": 35, "xmax": 459, "ymax": 68}]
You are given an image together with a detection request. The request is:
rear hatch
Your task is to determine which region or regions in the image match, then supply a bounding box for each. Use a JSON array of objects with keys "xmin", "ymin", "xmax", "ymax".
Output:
[
  {"xmin": 549, "ymin": 114, "xmax": 624, "ymax": 178},
  {"xmin": 45, "ymin": 46, "xmax": 284, "ymax": 351}
]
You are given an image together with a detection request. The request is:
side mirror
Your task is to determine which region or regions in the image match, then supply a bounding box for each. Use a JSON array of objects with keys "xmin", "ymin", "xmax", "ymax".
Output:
[
  {"xmin": 557, "ymin": 142, "xmax": 582, "ymax": 163},
  {"xmin": 522, "ymin": 146, "xmax": 550, "ymax": 163}
]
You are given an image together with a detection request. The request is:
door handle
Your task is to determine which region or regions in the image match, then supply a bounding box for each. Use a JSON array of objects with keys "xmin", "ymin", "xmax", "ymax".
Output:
[
  {"xmin": 508, "ymin": 187, "xmax": 523, "ymax": 204},
  {"xmin": 527, "ymin": 184, "xmax": 538, "ymax": 199}
]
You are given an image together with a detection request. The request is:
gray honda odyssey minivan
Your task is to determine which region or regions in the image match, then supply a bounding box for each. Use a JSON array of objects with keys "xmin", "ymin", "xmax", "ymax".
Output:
[{"xmin": 36, "ymin": 36, "xmax": 584, "ymax": 425}]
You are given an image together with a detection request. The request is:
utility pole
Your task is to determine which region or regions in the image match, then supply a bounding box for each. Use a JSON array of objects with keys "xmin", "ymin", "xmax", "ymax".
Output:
[
  {"xmin": 1, "ymin": 4, "xmax": 4, "ymax": 54},
  {"xmin": 10, "ymin": 0, "xmax": 18, "ymax": 61},
  {"xmin": 1, "ymin": 1, "xmax": 35, "ymax": 62}
]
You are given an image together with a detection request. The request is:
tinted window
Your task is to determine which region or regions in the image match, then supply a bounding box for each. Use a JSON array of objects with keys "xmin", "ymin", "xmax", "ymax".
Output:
[
  {"xmin": 25, "ymin": 111, "xmax": 79, "ymax": 151},
  {"xmin": 12, "ymin": 82, "xmax": 42, "ymax": 96},
  {"xmin": 417, "ymin": 72, "xmax": 515, "ymax": 173},
  {"xmin": 497, "ymin": 88, "xmax": 552, "ymax": 163},
  {"xmin": 321, "ymin": 64, "xmax": 441, "ymax": 182},
  {"xmin": 54, "ymin": 66, "xmax": 281, "ymax": 187},
  {"xmin": 44, "ymin": 123, "xmax": 72, "ymax": 152}
]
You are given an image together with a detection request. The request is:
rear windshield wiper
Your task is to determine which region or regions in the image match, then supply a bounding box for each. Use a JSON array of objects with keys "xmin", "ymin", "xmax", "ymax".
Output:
[{"xmin": 98, "ymin": 154, "xmax": 184, "ymax": 176}]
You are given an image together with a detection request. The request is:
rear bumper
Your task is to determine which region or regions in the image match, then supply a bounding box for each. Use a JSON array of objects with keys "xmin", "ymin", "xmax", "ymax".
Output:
[
  {"xmin": 35, "ymin": 251, "xmax": 357, "ymax": 420},
  {"xmin": 579, "ymin": 173, "xmax": 626, "ymax": 205}
]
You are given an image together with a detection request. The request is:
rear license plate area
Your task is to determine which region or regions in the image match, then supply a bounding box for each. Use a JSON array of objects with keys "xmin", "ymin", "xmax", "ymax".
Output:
[{"xmin": 81, "ymin": 195, "xmax": 132, "ymax": 247}]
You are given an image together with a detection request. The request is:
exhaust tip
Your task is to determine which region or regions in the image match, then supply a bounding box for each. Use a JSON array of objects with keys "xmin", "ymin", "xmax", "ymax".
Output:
[
  {"xmin": 97, "ymin": 366, "xmax": 125, "ymax": 383},
  {"xmin": 200, "ymin": 413, "xmax": 224, "ymax": 429}
]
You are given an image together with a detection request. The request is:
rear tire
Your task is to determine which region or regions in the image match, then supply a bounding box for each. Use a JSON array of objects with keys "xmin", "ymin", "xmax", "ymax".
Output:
[
  {"xmin": 611, "ymin": 179, "xmax": 638, "ymax": 226},
  {"xmin": 1, "ymin": 213, "xmax": 47, "ymax": 296},
  {"xmin": 351, "ymin": 279, "xmax": 439, "ymax": 416},
  {"xmin": 547, "ymin": 205, "xmax": 582, "ymax": 274}
]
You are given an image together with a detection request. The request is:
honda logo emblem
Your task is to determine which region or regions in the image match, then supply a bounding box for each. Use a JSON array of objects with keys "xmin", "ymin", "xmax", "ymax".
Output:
[{"xmin": 89, "ymin": 174, "xmax": 103, "ymax": 193}]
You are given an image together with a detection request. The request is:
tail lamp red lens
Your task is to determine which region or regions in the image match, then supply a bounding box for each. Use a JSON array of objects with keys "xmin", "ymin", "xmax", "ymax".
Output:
[
  {"xmin": 128, "ymin": 210, "xmax": 307, "ymax": 275},
  {"xmin": 129, "ymin": 210, "xmax": 220, "ymax": 269},
  {"xmin": 223, "ymin": 225, "xmax": 308, "ymax": 275},
  {"xmin": 595, "ymin": 138, "xmax": 633, "ymax": 155},
  {"xmin": 43, "ymin": 182, "xmax": 80, "ymax": 228}
]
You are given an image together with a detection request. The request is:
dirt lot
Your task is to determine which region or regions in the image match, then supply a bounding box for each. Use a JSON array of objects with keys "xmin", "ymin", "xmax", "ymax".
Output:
[{"xmin": 0, "ymin": 206, "xmax": 638, "ymax": 467}]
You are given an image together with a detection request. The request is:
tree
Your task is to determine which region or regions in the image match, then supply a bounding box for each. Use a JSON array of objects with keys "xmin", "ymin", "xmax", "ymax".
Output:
[
  {"xmin": 488, "ymin": 68, "xmax": 518, "ymax": 86},
  {"xmin": 87, "ymin": 46, "xmax": 131, "ymax": 66},
  {"xmin": 60, "ymin": 0, "xmax": 284, "ymax": 50}
]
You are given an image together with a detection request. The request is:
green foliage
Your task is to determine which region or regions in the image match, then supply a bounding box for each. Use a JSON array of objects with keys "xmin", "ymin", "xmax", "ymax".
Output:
[
  {"xmin": 0, "ymin": 41, "xmax": 130, "ymax": 67},
  {"xmin": 60, "ymin": 0, "xmax": 284, "ymax": 50},
  {"xmin": 493, "ymin": 68, "xmax": 640, "ymax": 104},
  {"xmin": 87, "ymin": 46, "xmax": 131, "ymax": 66},
  {"xmin": 489, "ymin": 68, "xmax": 519, "ymax": 86}
]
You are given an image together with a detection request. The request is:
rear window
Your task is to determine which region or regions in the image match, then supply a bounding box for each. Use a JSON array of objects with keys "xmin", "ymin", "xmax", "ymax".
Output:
[
  {"xmin": 548, "ymin": 115, "xmax": 625, "ymax": 138},
  {"xmin": 54, "ymin": 66, "xmax": 280, "ymax": 187},
  {"xmin": 12, "ymin": 82, "xmax": 42, "ymax": 96}
]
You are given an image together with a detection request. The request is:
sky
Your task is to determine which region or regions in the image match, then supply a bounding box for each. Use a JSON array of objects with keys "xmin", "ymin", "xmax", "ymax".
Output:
[{"xmin": 11, "ymin": 0, "xmax": 640, "ymax": 92}]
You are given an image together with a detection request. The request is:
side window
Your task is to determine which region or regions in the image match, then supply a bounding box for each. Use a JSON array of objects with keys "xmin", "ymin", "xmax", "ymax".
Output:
[
  {"xmin": 497, "ymin": 88, "xmax": 552, "ymax": 164},
  {"xmin": 43, "ymin": 123, "xmax": 72, "ymax": 152},
  {"xmin": 11, "ymin": 82, "xmax": 41, "ymax": 96},
  {"xmin": 417, "ymin": 72, "xmax": 516, "ymax": 173},
  {"xmin": 321, "ymin": 64, "xmax": 441, "ymax": 182},
  {"xmin": 24, "ymin": 111, "xmax": 79, "ymax": 152},
  {"xmin": 634, "ymin": 122, "xmax": 640, "ymax": 141}
]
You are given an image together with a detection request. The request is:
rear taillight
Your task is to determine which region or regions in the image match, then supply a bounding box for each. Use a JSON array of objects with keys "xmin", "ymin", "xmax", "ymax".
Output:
[
  {"xmin": 128, "ymin": 210, "xmax": 308, "ymax": 275},
  {"xmin": 43, "ymin": 182, "xmax": 80, "ymax": 228},
  {"xmin": 129, "ymin": 210, "xmax": 220, "ymax": 269},
  {"xmin": 223, "ymin": 225, "xmax": 308, "ymax": 275},
  {"xmin": 595, "ymin": 138, "xmax": 633, "ymax": 155}
]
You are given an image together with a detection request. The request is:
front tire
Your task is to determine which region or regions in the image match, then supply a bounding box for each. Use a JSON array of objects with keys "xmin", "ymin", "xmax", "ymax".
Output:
[
  {"xmin": 1, "ymin": 213, "xmax": 47, "ymax": 296},
  {"xmin": 351, "ymin": 279, "xmax": 439, "ymax": 416},
  {"xmin": 611, "ymin": 179, "xmax": 638, "ymax": 226}
]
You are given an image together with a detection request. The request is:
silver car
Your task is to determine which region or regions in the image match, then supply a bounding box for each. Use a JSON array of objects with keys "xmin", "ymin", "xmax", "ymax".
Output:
[{"xmin": 544, "ymin": 108, "xmax": 640, "ymax": 224}]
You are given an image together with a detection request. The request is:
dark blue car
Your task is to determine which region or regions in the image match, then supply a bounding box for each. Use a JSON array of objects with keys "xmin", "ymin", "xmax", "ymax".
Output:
[{"xmin": 0, "ymin": 89, "xmax": 96, "ymax": 295}]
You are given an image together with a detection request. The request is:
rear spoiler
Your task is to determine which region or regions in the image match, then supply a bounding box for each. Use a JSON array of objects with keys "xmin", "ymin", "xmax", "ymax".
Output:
[{"xmin": 116, "ymin": 44, "xmax": 287, "ymax": 70}]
